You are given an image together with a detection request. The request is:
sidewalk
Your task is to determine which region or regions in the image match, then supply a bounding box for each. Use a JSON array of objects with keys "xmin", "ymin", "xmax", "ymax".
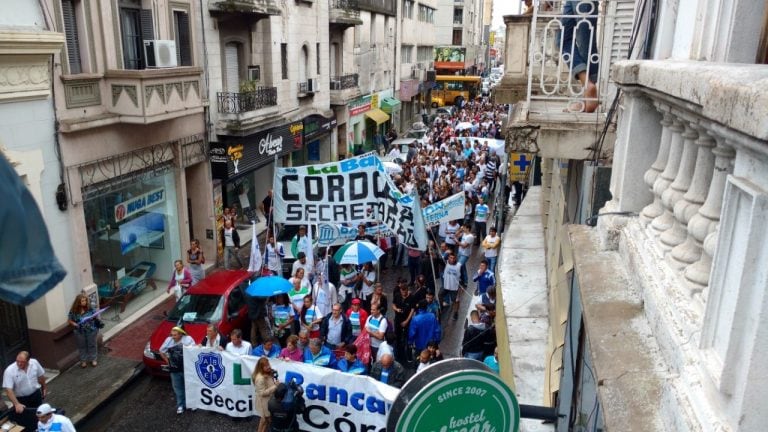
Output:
[{"xmin": 45, "ymin": 296, "xmax": 177, "ymax": 425}]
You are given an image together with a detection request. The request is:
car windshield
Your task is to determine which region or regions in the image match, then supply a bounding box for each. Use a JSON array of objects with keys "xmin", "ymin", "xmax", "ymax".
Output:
[{"xmin": 167, "ymin": 294, "xmax": 224, "ymax": 323}]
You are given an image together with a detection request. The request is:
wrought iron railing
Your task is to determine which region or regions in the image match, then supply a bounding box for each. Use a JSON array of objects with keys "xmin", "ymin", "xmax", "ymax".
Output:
[
  {"xmin": 527, "ymin": 0, "xmax": 633, "ymax": 112},
  {"xmin": 330, "ymin": 73, "xmax": 358, "ymax": 90},
  {"xmin": 331, "ymin": 0, "xmax": 358, "ymax": 10},
  {"xmin": 216, "ymin": 87, "xmax": 277, "ymax": 114}
]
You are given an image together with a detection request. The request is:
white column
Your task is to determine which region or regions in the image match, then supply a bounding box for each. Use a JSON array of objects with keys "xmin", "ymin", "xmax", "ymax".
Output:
[
  {"xmin": 651, "ymin": 118, "xmax": 696, "ymax": 238},
  {"xmin": 665, "ymin": 125, "xmax": 715, "ymax": 263},
  {"xmin": 684, "ymin": 139, "xmax": 735, "ymax": 290},
  {"xmin": 648, "ymin": 117, "xmax": 687, "ymax": 235},
  {"xmin": 639, "ymin": 107, "xmax": 673, "ymax": 226}
]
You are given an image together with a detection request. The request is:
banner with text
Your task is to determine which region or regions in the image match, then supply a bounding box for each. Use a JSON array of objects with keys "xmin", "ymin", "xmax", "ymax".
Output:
[
  {"xmin": 422, "ymin": 193, "xmax": 465, "ymax": 227},
  {"xmin": 184, "ymin": 347, "xmax": 398, "ymax": 431},
  {"xmin": 273, "ymin": 153, "xmax": 428, "ymax": 250}
]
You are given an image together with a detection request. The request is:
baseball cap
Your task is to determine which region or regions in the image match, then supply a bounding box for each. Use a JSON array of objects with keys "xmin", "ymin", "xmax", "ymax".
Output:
[
  {"xmin": 36, "ymin": 403, "xmax": 56, "ymax": 416},
  {"xmin": 351, "ymin": 298, "xmax": 361, "ymax": 305}
]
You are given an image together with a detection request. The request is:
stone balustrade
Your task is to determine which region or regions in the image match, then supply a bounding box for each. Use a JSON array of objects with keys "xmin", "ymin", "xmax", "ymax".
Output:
[{"xmin": 598, "ymin": 59, "xmax": 768, "ymax": 431}]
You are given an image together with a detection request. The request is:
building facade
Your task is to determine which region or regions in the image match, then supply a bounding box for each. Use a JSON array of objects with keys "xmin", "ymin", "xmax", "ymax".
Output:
[
  {"xmin": 433, "ymin": 0, "xmax": 485, "ymax": 75},
  {"xmin": 0, "ymin": 0, "xmax": 65, "ymax": 367},
  {"xmin": 395, "ymin": 0, "xmax": 436, "ymax": 131},
  {"xmin": 496, "ymin": 0, "xmax": 768, "ymax": 430}
]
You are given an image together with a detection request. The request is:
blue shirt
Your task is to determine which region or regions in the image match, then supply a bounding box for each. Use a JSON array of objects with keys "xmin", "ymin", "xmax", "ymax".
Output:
[
  {"xmin": 303, "ymin": 346, "xmax": 338, "ymax": 369},
  {"xmin": 472, "ymin": 270, "xmax": 496, "ymax": 295},
  {"xmin": 252, "ymin": 343, "xmax": 281, "ymax": 358},
  {"xmin": 408, "ymin": 310, "xmax": 442, "ymax": 351},
  {"xmin": 336, "ymin": 358, "xmax": 367, "ymax": 375}
]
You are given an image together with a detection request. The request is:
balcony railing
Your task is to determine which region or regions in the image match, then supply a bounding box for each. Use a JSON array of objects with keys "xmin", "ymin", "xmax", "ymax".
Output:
[
  {"xmin": 525, "ymin": 0, "xmax": 634, "ymax": 113},
  {"xmin": 216, "ymin": 87, "xmax": 277, "ymax": 114},
  {"xmin": 330, "ymin": 74, "xmax": 358, "ymax": 90},
  {"xmin": 331, "ymin": 0, "xmax": 357, "ymax": 10}
]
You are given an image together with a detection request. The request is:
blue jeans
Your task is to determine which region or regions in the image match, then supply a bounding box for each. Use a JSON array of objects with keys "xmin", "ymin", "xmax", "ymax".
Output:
[
  {"xmin": 458, "ymin": 254, "xmax": 469, "ymax": 285},
  {"xmin": 170, "ymin": 371, "xmax": 186, "ymax": 409},
  {"xmin": 486, "ymin": 256, "xmax": 498, "ymax": 274},
  {"xmin": 560, "ymin": 1, "xmax": 599, "ymax": 82},
  {"xmin": 464, "ymin": 351, "xmax": 484, "ymax": 361}
]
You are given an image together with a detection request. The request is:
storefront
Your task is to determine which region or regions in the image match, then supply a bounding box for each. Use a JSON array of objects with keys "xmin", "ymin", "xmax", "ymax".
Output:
[
  {"xmin": 347, "ymin": 92, "xmax": 395, "ymax": 154},
  {"xmin": 210, "ymin": 121, "xmax": 304, "ymax": 234},
  {"xmin": 398, "ymin": 79, "xmax": 421, "ymax": 131},
  {"xmin": 303, "ymin": 114, "xmax": 337, "ymax": 163},
  {"xmin": 82, "ymin": 161, "xmax": 181, "ymax": 321},
  {"xmin": 381, "ymin": 95, "xmax": 402, "ymax": 131}
]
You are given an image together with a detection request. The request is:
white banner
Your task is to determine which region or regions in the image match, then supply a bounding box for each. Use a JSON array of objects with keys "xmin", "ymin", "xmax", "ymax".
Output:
[
  {"xmin": 315, "ymin": 223, "xmax": 394, "ymax": 247},
  {"xmin": 456, "ymin": 137, "xmax": 506, "ymax": 156},
  {"xmin": 184, "ymin": 347, "xmax": 398, "ymax": 431},
  {"xmin": 422, "ymin": 193, "xmax": 465, "ymax": 227},
  {"xmin": 274, "ymin": 153, "xmax": 428, "ymax": 250}
]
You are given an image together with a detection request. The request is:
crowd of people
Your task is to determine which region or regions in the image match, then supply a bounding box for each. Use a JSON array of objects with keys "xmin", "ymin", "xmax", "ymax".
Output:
[{"xmin": 149, "ymin": 99, "xmax": 511, "ymax": 426}]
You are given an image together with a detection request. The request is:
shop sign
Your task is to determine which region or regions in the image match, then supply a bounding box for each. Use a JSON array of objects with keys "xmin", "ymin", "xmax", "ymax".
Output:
[
  {"xmin": 348, "ymin": 95, "xmax": 372, "ymax": 116},
  {"xmin": 388, "ymin": 359, "xmax": 520, "ymax": 432},
  {"xmin": 114, "ymin": 187, "xmax": 165, "ymax": 222},
  {"xmin": 399, "ymin": 79, "xmax": 419, "ymax": 101},
  {"xmin": 210, "ymin": 121, "xmax": 304, "ymax": 180},
  {"xmin": 371, "ymin": 93, "xmax": 379, "ymax": 109},
  {"xmin": 303, "ymin": 114, "xmax": 338, "ymax": 142}
]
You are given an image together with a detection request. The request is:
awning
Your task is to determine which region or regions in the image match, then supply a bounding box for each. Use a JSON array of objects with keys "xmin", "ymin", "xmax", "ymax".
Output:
[
  {"xmin": 380, "ymin": 97, "xmax": 402, "ymax": 113},
  {"xmin": 365, "ymin": 108, "xmax": 390, "ymax": 124}
]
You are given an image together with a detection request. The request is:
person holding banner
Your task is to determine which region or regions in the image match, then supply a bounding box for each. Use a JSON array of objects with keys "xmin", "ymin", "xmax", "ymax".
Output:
[
  {"xmin": 303, "ymin": 338, "xmax": 337, "ymax": 369},
  {"xmin": 336, "ymin": 344, "xmax": 367, "ymax": 375},
  {"xmin": 67, "ymin": 293, "xmax": 103, "ymax": 368},
  {"xmin": 252, "ymin": 338, "xmax": 281, "ymax": 359},
  {"xmin": 252, "ymin": 356, "xmax": 278, "ymax": 432},
  {"xmin": 369, "ymin": 353, "xmax": 406, "ymax": 389},
  {"xmin": 279, "ymin": 335, "xmax": 304, "ymax": 362},
  {"xmin": 158, "ymin": 326, "xmax": 195, "ymax": 414}
]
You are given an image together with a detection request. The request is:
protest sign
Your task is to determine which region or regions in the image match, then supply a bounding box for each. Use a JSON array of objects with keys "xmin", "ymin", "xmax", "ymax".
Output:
[
  {"xmin": 273, "ymin": 153, "xmax": 428, "ymax": 250},
  {"xmin": 184, "ymin": 347, "xmax": 398, "ymax": 431},
  {"xmin": 422, "ymin": 193, "xmax": 465, "ymax": 227}
]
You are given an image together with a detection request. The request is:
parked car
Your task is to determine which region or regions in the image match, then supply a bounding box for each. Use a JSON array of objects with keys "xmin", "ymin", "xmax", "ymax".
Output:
[
  {"xmin": 435, "ymin": 106, "xmax": 456, "ymax": 117},
  {"xmin": 142, "ymin": 269, "xmax": 253, "ymax": 375}
]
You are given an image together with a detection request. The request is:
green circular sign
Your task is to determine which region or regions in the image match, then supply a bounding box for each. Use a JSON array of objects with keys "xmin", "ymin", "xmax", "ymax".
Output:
[{"xmin": 394, "ymin": 368, "xmax": 520, "ymax": 432}]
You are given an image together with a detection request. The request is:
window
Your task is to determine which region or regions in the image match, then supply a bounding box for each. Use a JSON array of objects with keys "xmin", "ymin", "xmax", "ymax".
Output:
[
  {"xmin": 61, "ymin": 0, "xmax": 83, "ymax": 74},
  {"xmin": 120, "ymin": 6, "xmax": 153, "ymax": 69},
  {"xmin": 316, "ymin": 42, "xmax": 321, "ymax": 75},
  {"xmin": 281, "ymin": 43, "xmax": 288, "ymax": 79},
  {"xmin": 370, "ymin": 13, "xmax": 376, "ymax": 45},
  {"xmin": 453, "ymin": 8, "xmax": 463, "ymax": 25},
  {"xmin": 418, "ymin": 5, "xmax": 435, "ymax": 24},
  {"xmin": 173, "ymin": 10, "xmax": 192, "ymax": 66},
  {"xmin": 300, "ymin": 45, "xmax": 309, "ymax": 82},
  {"xmin": 224, "ymin": 42, "xmax": 241, "ymax": 92},
  {"xmin": 452, "ymin": 29, "xmax": 463, "ymax": 46},
  {"xmin": 401, "ymin": 45, "xmax": 413, "ymax": 63},
  {"xmin": 403, "ymin": 0, "xmax": 414, "ymax": 19},
  {"xmin": 417, "ymin": 45, "xmax": 433, "ymax": 62}
]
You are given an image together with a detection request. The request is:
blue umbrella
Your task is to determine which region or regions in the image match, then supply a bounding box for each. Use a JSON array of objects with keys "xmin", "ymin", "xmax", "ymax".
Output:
[
  {"xmin": 333, "ymin": 240, "xmax": 385, "ymax": 265},
  {"xmin": 245, "ymin": 276, "xmax": 293, "ymax": 297}
]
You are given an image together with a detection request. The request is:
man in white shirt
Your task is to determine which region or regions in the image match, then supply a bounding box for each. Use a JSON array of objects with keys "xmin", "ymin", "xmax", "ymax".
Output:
[
  {"xmin": 225, "ymin": 329, "xmax": 252, "ymax": 356},
  {"xmin": 482, "ymin": 226, "xmax": 501, "ymax": 273},
  {"xmin": 365, "ymin": 304, "xmax": 388, "ymax": 360},
  {"xmin": 291, "ymin": 252, "xmax": 313, "ymax": 285},
  {"xmin": 264, "ymin": 234, "xmax": 284, "ymax": 276},
  {"xmin": 442, "ymin": 253, "xmax": 462, "ymax": 321},
  {"xmin": 3, "ymin": 351, "xmax": 46, "ymax": 429},
  {"xmin": 457, "ymin": 224, "xmax": 475, "ymax": 286}
]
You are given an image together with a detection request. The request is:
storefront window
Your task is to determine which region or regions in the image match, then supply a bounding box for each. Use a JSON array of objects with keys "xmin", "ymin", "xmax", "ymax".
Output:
[{"xmin": 84, "ymin": 169, "xmax": 180, "ymax": 321}]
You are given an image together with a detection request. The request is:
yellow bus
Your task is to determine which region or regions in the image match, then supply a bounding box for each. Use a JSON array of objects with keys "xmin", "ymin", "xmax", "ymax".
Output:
[{"xmin": 431, "ymin": 75, "xmax": 482, "ymax": 107}]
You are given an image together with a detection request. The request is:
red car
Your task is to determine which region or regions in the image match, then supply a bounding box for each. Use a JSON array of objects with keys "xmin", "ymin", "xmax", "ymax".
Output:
[{"xmin": 143, "ymin": 270, "xmax": 254, "ymax": 375}]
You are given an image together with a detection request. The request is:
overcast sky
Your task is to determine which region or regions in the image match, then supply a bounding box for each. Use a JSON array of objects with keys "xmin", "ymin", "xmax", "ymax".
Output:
[{"xmin": 492, "ymin": 0, "xmax": 523, "ymax": 31}]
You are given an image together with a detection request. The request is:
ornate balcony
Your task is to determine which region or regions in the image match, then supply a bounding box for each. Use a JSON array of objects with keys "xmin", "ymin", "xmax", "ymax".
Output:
[
  {"xmin": 584, "ymin": 59, "xmax": 768, "ymax": 431},
  {"xmin": 330, "ymin": 0, "xmax": 362, "ymax": 27},
  {"xmin": 208, "ymin": 0, "xmax": 280, "ymax": 16},
  {"xmin": 499, "ymin": 1, "xmax": 637, "ymax": 159},
  {"xmin": 104, "ymin": 67, "xmax": 204, "ymax": 125},
  {"xmin": 215, "ymin": 86, "xmax": 280, "ymax": 135},
  {"xmin": 217, "ymin": 87, "xmax": 277, "ymax": 114},
  {"xmin": 329, "ymin": 73, "xmax": 361, "ymax": 106}
]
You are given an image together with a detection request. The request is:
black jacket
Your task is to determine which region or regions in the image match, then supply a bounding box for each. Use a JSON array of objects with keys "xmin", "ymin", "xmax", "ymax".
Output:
[
  {"xmin": 369, "ymin": 360, "xmax": 406, "ymax": 388},
  {"xmin": 319, "ymin": 313, "xmax": 353, "ymax": 346}
]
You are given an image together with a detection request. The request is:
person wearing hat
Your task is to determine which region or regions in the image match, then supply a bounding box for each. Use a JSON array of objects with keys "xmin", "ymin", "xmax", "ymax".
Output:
[
  {"xmin": 36, "ymin": 403, "xmax": 75, "ymax": 432},
  {"xmin": 159, "ymin": 326, "xmax": 195, "ymax": 414}
]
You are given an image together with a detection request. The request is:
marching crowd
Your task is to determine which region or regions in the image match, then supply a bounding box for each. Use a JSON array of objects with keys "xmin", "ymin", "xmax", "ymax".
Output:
[{"xmin": 151, "ymin": 99, "xmax": 511, "ymax": 430}]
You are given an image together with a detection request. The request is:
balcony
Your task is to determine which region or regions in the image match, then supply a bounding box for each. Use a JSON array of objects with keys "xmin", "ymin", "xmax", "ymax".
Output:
[
  {"xmin": 580, "ymin": 59, "xmax": 768, "ymax": 431},
  {"xmin": 499, "ymin": 1, "xmax": 636, "ymax": 159},
  {"xmin": 208, "ymin": 0, "xmax": 280, "ymax": 17},
  {"xmin": 330, "ymin": 0, "xmax": 363, "ymax": 27},
  {"xmin": 298, "ymin": 79, "xmax": 319, "ymax": 97},
  {"xmin": 329, "ymin": 73, "xmax": 361, "ymax": 106},
  {"xmin": 357, "ymin": 0, "xmax": 396, "ymax": 16},
  {"xmin": 215, "ymin": 86, "xmax": 280, "ymax": 135},
  {"xmin": 102, "ymin": 67, "xmax": 203, "ymax": 125}
]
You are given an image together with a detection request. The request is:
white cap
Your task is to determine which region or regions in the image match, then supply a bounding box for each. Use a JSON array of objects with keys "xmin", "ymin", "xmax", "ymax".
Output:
[{"xmin": 36, "ymin": 403, "xmax": 56, "ymax": 416}]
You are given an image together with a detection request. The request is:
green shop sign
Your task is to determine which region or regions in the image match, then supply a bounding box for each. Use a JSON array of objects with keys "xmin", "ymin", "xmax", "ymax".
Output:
[{"xmin": 388, "ymin": 359, "xmax": 520, "ymax": 432}]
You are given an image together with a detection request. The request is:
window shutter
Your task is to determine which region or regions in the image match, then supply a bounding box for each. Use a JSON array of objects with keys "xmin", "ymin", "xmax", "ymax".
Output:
[
  {"xmin": 140, "ymin": 9, "xmax": 154, "ymax": 42},
  {"xmin": 61, "ymin": 0, "xmax": 82, "ymax": 74},
  {"xmin": 175, "ymin": 11, "xmax": 192, "ymax": 66}
]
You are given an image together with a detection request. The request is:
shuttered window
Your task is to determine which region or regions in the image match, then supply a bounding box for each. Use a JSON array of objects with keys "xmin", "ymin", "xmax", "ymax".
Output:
[
  {"xmin": 281, "ymin": 43, "xmax": 288, "ymax": 80},
  {"xmin": 173, "ymin": 10, "xmax": 192, "ymax": 66},
  {"xmin": 224, "ymin": 43, "xmax": 240, "ymax": 92},
  {"xmin": 61, "ymin": 0, "xmax": 82, "ymax": 74}
]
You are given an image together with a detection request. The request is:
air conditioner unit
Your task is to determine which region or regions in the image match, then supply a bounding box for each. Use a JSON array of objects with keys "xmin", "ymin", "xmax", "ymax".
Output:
[
  {"xmin": 144, "ymin": 40, "xmax": 177, "ymax": 68},
  {"xmin": 307, "ymin": 78, "xmax": 318, "ymax": 93}
]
